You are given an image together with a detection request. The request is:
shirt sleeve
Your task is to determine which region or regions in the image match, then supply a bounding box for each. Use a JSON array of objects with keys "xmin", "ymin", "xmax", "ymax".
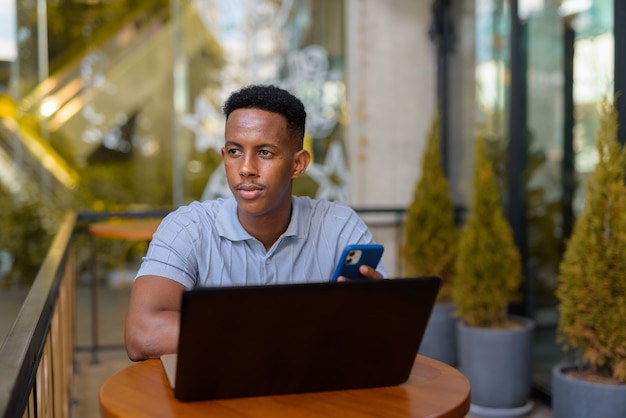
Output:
[
  {"xmin": 330, "ymin": 204, "xmax": 389, "ymax": 278},
  {"xmin": 135, "ymin": 209, "xmax": 200, "ymax": 289}
]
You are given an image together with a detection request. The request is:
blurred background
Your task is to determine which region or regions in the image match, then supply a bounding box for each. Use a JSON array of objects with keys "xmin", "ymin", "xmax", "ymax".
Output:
[{"xmin": 0, "ymin": 0, "xmax": 621, "ymax": 400}]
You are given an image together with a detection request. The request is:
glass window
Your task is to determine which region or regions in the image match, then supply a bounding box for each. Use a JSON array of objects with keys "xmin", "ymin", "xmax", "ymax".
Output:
[
  {"xmin": 472, "ymin": 0, "xmax": 615, "ymax": 393},
  {"xmin": 0, "ymin": 0, "xmax": 347, "ymax": 291}
]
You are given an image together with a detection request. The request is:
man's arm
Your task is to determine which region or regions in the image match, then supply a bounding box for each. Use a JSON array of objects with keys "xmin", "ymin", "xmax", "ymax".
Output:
[{"xmin": 124, "ymin": 275, "xmax": 185, "ymax": 361}]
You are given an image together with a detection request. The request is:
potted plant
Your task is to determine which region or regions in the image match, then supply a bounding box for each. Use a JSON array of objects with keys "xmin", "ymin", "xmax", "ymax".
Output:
[
  {"xmin": 452, "ymin": 133, "xmax": 534, "ymax": 416},
  {"xmin": 401, "ymin": 113, "xmax": 458, "ymax": 366},
  {"xmin": 552, "ymin": 100, "xmax": 626, "ymax": 418}
]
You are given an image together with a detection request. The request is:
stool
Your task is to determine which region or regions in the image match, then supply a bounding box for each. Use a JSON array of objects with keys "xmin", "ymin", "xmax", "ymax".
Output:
[{"xmin": 88, "ymin": 218, "xmax": 161, "ymax": 363}]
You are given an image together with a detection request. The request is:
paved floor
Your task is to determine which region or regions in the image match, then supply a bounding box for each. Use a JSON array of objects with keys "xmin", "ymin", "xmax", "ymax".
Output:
[
  {"xmin": 0, "ymin": 283, "xmax": 554, "ymax": 418},
  {"xmin": 72, "ymin": 285, "xmax": 132, "ymax": 418},
  {"xmin": 73, "ymin": 352, "xmax": 553, "ymax": 418},
  {"xmin": 0, "ymin": 288, "xmax": 29, "ymax": 344},
  {"xmin": 67, "ymin": 284, "xmax": 554, "ymax": 418},
  {"xmin": 73, "ymin": 348, "xmax": 133, "ymax": 418},
  {"xmin": 2, "ymin": 281, "xmax": 553, "ymax": 417}
]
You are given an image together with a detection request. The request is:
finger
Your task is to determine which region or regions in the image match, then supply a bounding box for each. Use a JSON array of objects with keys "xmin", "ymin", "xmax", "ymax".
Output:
[{"xmin": 359, "ymin": 265, "xmax": 383, "ymax": 280}]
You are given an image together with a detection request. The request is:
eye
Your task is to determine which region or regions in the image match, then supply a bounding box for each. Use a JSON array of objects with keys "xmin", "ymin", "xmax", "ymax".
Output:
[
  {"xmin": 259, "ymin": 149, "xmax": 272, "ymax": 157},
  {"xmin": 227, "ymin": 148, "xmax": 242, "ymax": 156}
]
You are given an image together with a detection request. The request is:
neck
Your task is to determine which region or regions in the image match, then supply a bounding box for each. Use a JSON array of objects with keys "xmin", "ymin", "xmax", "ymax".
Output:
[{"xmin": 238, "ymin": 205, "xmax": 292, "ymax": 251}]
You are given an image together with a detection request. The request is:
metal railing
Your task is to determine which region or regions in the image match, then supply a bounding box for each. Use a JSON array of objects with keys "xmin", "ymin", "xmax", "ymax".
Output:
[{"xmin": 0, "ymin": 213, "xmax": 76, "ymax": 418}]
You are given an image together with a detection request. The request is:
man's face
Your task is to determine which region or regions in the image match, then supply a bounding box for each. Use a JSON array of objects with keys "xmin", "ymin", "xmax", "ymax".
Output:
[{"xmin": 222, "ymin": 108, "xmax": 309, "ymax": 219}]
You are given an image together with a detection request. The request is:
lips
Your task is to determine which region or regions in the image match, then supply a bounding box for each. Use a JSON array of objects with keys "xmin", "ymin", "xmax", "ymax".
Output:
[{"xmin": 235, "ymin": 183, "xmax": 264, "ymax": 200}]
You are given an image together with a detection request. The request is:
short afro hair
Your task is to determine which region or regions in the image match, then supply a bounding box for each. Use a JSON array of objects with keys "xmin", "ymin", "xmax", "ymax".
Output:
[{"xmin": 223, "ymin": 84, "xmax": 307, "ymax": 148}]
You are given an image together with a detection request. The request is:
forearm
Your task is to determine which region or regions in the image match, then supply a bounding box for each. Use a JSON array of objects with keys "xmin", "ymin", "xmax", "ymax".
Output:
[
  {"xmin": 125, "ymin": 309, "xmax": 180, "ymax": 361},
  {"xmin": 125, "ymin": 275, "xmax": 185, "ymax": 361}
]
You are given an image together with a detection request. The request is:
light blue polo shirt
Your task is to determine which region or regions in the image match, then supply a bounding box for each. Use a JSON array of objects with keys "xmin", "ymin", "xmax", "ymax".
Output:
[{"xmin": 136, "ymin": 196, "xmax": 386, "ymax": 288}]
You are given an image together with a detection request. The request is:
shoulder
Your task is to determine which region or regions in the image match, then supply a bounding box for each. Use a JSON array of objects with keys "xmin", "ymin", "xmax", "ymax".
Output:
[
  {"xmin": 165, "ymin": 198, "xmax": 228, "ymax": 220},
  {"xmin": 157, "ymin": 198, "xmax": 230, "ymax": 238},
  {"xmin": 297, "ymin": 196, "xmax": 356, "ymax": 213},
  {"xmin": 293, "ymin": 196, "xmax": 360, "ymax": 223}
]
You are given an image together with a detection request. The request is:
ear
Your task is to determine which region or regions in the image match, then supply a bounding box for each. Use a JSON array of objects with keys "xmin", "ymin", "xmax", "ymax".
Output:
[{"xmin": 292, "ymin": 149, "xmax": 311, "ymax": 179}]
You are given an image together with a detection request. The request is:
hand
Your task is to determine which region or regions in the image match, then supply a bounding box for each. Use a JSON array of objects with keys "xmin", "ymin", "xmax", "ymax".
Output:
[{"xmin": 337, "ymin": 264, "xmax": 384, "ymax": 282}]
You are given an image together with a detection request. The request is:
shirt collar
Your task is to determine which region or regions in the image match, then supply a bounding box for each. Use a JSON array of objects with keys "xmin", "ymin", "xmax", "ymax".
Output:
[{"xmin": 215, "ymin": 196, "xmax": 302, "ymax": 241}]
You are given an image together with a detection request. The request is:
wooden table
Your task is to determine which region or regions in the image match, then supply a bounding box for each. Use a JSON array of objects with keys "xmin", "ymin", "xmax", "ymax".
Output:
[
  {"xmin": 99, "ymin": 355, "xmax": 470, "ymax": 418},
  {"xmin": 88, "ymin": 218, "xmax": 161, "ymax": 363},
  {"xmin": 89, "ymin": 218, "xmax": 162, "ymax": 241}
]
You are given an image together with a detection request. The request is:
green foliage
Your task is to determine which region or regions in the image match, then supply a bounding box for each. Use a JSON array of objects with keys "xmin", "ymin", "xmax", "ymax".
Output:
[
  {"xmin": 78, "ymin": 162, "xmax": 141, "ymax": 211},
  {"xmin": 556, "ymin": 100, "xmax": 626, "ymax": 383},
  {"xmin": 185, "ymin": 149, "xmax": 223, "ymax": 201},
  {"xmin": 0, "ymin": 194, "xmax": 62, "ymax": 288},
  {"xmin": 76, "ymin": 155, "xmax": 175, "ymax": 211},
  {"xmin": 494, "ymin": 130, "xmax": 563, "ymax": 299},
  {"xmin": 452, "ymin": 134, "xmax": 523, "ymax": 327},
  {"xmin": 401, "ymin": 114, "xmax": 457, "ymax": 302},
  {"xmin": 524, "ymin": 129, "xmax": 563, "ymax": 296}
]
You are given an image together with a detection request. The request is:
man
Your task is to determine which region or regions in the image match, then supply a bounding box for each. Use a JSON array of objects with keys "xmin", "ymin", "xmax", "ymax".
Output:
[{"xmin": 125, "ymin": 85, "xmax": 386, "ymax": 361}]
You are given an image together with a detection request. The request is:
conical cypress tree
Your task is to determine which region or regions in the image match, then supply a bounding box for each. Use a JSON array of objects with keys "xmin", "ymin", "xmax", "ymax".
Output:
[
  {"xmin": 401, "ymin": 114, "xmax": 457, "ymax": 302},
  {"xmin": 452, "ymin": 134, "xmax": 523, "ymax": 327},
  {"xmin": 556, "ymin": 100, "xmax": 626, "ymax": 382}
]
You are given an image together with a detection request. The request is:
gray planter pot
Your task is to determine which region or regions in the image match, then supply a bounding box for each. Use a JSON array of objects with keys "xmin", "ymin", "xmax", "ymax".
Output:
[
  {"xmin": 457, "ymin": 316, "xmax": 534, "ymax": 417},
  {"xmin": 418, "ymin": 302, "xmax": 458, "ymax": 366},
  {"xmin": 552, "ymin": 363, "xmax": 626, "ymax": 418}
]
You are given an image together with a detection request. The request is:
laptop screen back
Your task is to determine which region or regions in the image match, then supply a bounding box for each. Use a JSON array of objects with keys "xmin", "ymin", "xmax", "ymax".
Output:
[{"xmin": 170, "ymin": 276, "xmax": 441, "ymax": 401}]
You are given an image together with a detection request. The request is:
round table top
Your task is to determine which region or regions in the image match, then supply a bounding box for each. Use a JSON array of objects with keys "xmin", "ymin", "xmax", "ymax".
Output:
[
  {"xmin": 88, "ymin": 218, "xmax": 161, "ymax": 241},
  {"xmin": 99, "ymin": 355, "xmax": 470, "ymax": 418}
]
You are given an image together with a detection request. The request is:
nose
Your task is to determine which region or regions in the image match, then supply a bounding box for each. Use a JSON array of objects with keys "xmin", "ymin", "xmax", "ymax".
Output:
[{"xmin": 240, "ymin": 153, "xmax": 258, "ymax": 177}]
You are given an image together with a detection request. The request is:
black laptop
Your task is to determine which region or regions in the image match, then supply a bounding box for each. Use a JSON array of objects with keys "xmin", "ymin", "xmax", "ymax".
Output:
[{"xmin": 160, "ymin": 276, "xmax": 441, "ymax": 402}]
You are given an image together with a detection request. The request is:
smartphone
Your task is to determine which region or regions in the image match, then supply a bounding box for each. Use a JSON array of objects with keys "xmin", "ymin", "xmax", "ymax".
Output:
[{"xmin": 330, "ymin": 243, "xmax": 384, "ymax": 282}]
